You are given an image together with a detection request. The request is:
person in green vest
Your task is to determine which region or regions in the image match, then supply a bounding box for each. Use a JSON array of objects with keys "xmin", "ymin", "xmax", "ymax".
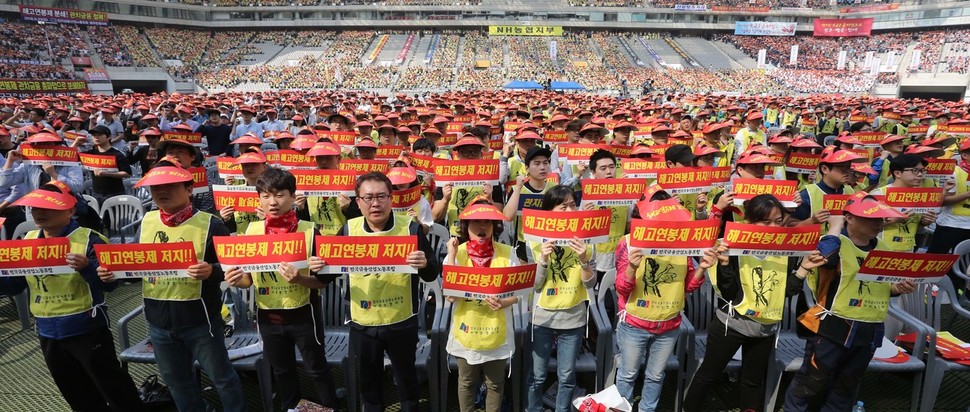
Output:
[
  {"xmin": 685, "ymin": 194, "xmax": 827, "ymax": 412},
  {"xmin": 784, "ymin": 195, "xmax": 915, "ymax": 411},
  {"xmin": 765, "ymin": 101, "xmax": 780, "ymax": 128},
  {"xmin": 97, "ymin": 158, "xmax": 245, "ymax": 412},
  {"xmin": 734, "ymin": 111, "xmax": 766, "ymax": 156},
  {"xmin": 0, "ymin": 185, "xmax": 142, "ymax": 412},
  {"xmin": 219, "ymin": 147, "xmax": 267, "ymax": 234},
  {"xmin": 929, "ymin": 139, "xmax": 970, "ymax": 290},
  {"xmin": 583, "ymin": 149, "xmax": 634, "ymax": 279},
  {"xmin": 226, "ymin": 167, "xmax": 338, "ymax": 412},
  {"xmin": 296, "ymin": 141, "xmax": 362, "ymax": 235},
  {"xmin": 869, "ymin": 154, "xmax": 938, "ymax": 251},
  {"xmin": 505, "ymin": 146, "xmax": 554, "ymax": 261},
  {"xmin": 792, "ymin": 150, "xmax": 867, "ymax": 232},
  {"xmin": 868, "ymin": 134, "xmax": 906, "ymax": 190},
  {"xmin": 443, "ymin": 200, "xmax": 520, "ymax": 412},
  {"xmin": 432, "ymin": 135, "xmax": 503, "ymax": 237},
  {"xmin": 526, "ymin": 184, "xmax": 596, "ymax": 412},
  {"xmin": 314, "ymin": 172, "xmax": 438, "ymax": 412},
  {"xmin": 818, "ymin": 106, "xmax": 840, "ymax": 140}
]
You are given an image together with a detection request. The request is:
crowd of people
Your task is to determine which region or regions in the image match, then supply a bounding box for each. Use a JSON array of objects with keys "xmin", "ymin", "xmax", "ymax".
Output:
[
  {"xmin": 113, "ymin": 26, "xmax": 160, "ymax": 67},
  {"xmin": 770, "ymin": 69, "xmax": 877, "ymax": 94},
  {"xmin": 0, "ymin": 21, "xmax": 87, "ymax": 64},
  {"xmin": 397, "ymin": 67, "xmax": 456, "ymax": 90},
  {"xmin": 0, "ymin": 63, "xmax": 78, "ymax": 80},
  {"xmin": 0, "ymin": 88, "xmax": 967, "ymax": 412},
  {"xmin": 573, "ymin": 0, "xmax": 895, "ymax": 8}
]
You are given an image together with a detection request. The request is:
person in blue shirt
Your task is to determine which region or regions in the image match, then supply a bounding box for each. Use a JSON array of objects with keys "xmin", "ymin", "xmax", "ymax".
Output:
[
  {"xmin": 0, "ymin": 185, "xmax": 142, "ymax": 411},
  {"xmin": 0, "ymin": 132, "xmax": 84, "ymax": 197}
]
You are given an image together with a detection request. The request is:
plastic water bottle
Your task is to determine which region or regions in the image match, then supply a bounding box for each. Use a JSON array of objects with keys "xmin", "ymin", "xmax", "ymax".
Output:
[{"xmin": 852, "ymin": 401, "xmax": 866, "ymax": 412}]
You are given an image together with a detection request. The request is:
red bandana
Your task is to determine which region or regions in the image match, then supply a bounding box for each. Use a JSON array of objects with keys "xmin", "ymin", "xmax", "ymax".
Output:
[
  {"xmin": 265, "ymin": 209, "xmax": 299, "ymax": 235},
  {"xmin": 160, "ymin": 203, "xmax": 194, "ymax": 227},
  {"xmin": 960, "ymin": 159, "xmax": 970, "ymax": 175},
  {"xmin": 465, "ymin": 238, "xmax": 494, "ymax": 268}
]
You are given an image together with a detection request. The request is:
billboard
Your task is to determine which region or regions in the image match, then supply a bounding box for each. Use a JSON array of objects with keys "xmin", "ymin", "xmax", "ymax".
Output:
[
  {"xmin": 813, "ymin": 18, "xmax": 874, "ymax": 37},
  {"xmin": 735, "ymin": 22, "xmax": 797, "ymax": 36},
  {"xmin": 488, "ymin": 26, "xmax": 563, "ymax": 36},
  {"xmin": 19, "ymin": 6, "xmax": 109, "ymax": 26},
  {"xmin": 0, "ymin": 79, "xmax": 89, "ymax": 94}
]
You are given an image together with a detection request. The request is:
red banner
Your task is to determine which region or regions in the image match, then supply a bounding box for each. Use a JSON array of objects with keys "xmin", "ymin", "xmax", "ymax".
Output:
[
  {"xmin": 942, "ymin": 124, "xmax": 970, "ymax": 134},
  {"xmin": 883, "ymin": 187, "xmax": 944, "ymax": 214},
  {"xmin": 731, "ymin": 178, "xmax": 798, "ymax": 207},
  {"xmin": 188, "ymin": 167, "xmax": 209, "ymax": 194},
  {"xmin": 925, "ymin": 159, "xmax": 956, "ymax": 182},
  {"xmin": 581, "ymin": 178, "xmax": 647, "ymax": 207},
  {"xmin": 710, "ymin": 166, "xmax": 732, "ymax": 189},
  {"xmin": 442, "ymin": 264, "xmax": 538, "ymax": 299},
  {"xmin": 268, "ymin": 149, "xmax": 315, "ymax": 170},
  {"xmin": 409, "ymin": 153, "xmax": 436, "ymax": 176},
  {"xmin": 813, "ymin": 18, "xmax": 874, "ymax": 37},
  {"xmin": 212, "ymin": 185, "xmax": 260, "ymax": 213},
  {"xmin": 216, "ymin": 156, "xmax": 243, "ymax": 179},
  {"xmin": 70, "ymin": 57, "xmax": 92, "ymax": 67},
  {"xmin": 391, "ymin": 184, "xmax": 423, "ymax": 213},
  {"xmin": 521, "ymin": 209, "xmax": 612, "ymax": 245},
  {"xmin": 559, "ymin": 144, "xmax": 611, "ymax": 167},
  {"xmin": 908, "ymin": 125, "xmax": 929, "ymax": 136},
  {"xmin": 94, "ymin": 242, "xmax": 198, "ymax": 279},
  {"xmin": 78, "ymin": 152, "xmax": 118, "ymax": 172},
  {"xmin": 543, "ymin": 130, "xmax": 568, "ymax": 143},
  {"xmin": 315, "ymin": 235, "xmax": 417, "ymax": 274},
  {"xmin": 19, "ymin": 5, "xmax": 109, "ymax": 25},
  {"xmin": 315, "ymin": 130, "xmax": 357, "ymax": 147},
  {"xmin": 214, "ymin": 232, "xmax": 307, "ymax": 272},
  {"xmin": 292, "ymin": 169, "xmax": 357, "ymax": 197},
  {"xmin": 823, "ymin": 194, "xmax": 852, "ymax": 215},
  {"xmin": 20, "ymin": 145, "xmax": 79, "ymax": 166},
  {"xmin": 852, "ymin": 131, "xmax": 885, "ymax": 148},
  {"xmin": 619, "ymin": 158, "xmax": 666, "ymax": 179},
  {"xmin": 629, "ymin": 219, "xmax": 719, "ymax": 256},
  {"xmin": 656, "ymin": 167, "xmax": 713, "ymax": 195},
  {"xmin": 0, "ymin": 79, "xmax": 88, "ymax": 94},
  {"xmin": 375, "ymin": 145, "xmax": 405, "ymax": 160},
  {"xmin": 0, "ymin": 238, "xmax": 71, "ymax": 276},
  {"xmin": 163, "ymin": 131, "xmax": 203, "ymax": 147},
  {"xmin": 723, "ymin": 222, "xmax": 821, "ymax": 256},
  {"xmin": 856, "ymin": 250, "xmax": 957, "ymax": 283},
  {"xmin": 785, "ymin": 152, "xmax": 821, "ymax": 174},
  {"xmin": 63, "ymin": 131, "xmax": 87, "ymax": 143},
  {"xmin": 434, "ymin": 159, "xmax": 500, "ymax": 187},
  {"xmin": 339, "ymin": 159, "xmax": 390, "ymax": 175},
  {"xmin": 83, "ymin": 68, "xmax": 109, "ymax": 81},
  {"xmin": 438, "ymin": 133, "xmax": 459, "ymax": 148}
]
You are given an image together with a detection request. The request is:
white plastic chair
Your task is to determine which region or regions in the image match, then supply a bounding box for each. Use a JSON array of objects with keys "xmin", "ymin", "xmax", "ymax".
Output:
[
  {"xmin": 100, "ymin": 195, "xmax": 145, "ymax": 244},
  {"xmin": 82, "ymin": 195, "xmax": 100, "ymax": 216},
  {"xmin": 11, "ymin": 220, "xmax": 37, "ymax": 240}
]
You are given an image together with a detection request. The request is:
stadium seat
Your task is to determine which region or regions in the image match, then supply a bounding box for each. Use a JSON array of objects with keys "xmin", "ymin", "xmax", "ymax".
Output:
[{"xmin": 100, "ymin": 195, "xmax": 145, "ymax": 244}]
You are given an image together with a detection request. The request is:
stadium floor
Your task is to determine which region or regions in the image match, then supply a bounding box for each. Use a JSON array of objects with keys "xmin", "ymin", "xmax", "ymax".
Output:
[{"xmin": 1, "ymin": 283, "xmax": 968, "ymax": 412}]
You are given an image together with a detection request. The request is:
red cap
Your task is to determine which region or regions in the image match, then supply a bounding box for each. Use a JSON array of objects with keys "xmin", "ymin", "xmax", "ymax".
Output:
[
  {"xmin": 637, "ymin": 198, "xmax": 692, "ymax": 221},
  {"xmin": 821, "ymin": 149, "xmax": 866, "ymax": 164},
  {"xmin": 387, "ymin": 167, "xmax": 418, "ymax": 186},
  {"xmin": 515, "ymin": 130, "xmax": 541, "ymax": 141},
  {"xmin": 693, "ymin": 144, "xmax": 723, "ymax": 157},
  {"xmin": 845, "ymin": 196, "xmax": 907, "ymax": 219},
  {"xmin": 459, "ymin": 202, "xmax": 508, "ymax": 221},
  {"xmin": 235, "ymin": 150, "xmax": 267, "ymax": 165},
  {"xmin": 790, "ymin": 138, "xmax": 822, "ymax": 149},
  {"xmin": 307, "ymin": 142, "xmax": 341, "ymax": 157},
  {"xmin": 850, "ymin": 162, "xmax": 877, "ymax": 175},
  {"xmin": 290, "ymin": 136, "xmax": 318, "ymax": 151},
  {"xmin": 25, "ymin": 132, "xmax": 63, "ymax": 144},
  {"xmin": 702, "ymin": 122, "xmax": 730, "ymax": 135},
  {"xmin": 13, "ymin": 188, "xmax": 77, "ymax": 210},
  {"xmin": 134, "ymin": 165, "xmax": 193, "ymax": 188},
  {"xmin": 880, "ymin": 134, "xmax": 906, "ymax": 146},
  {"xmin": 736, "ymin": 151, "xmax": 781, "ymax": 166},
  {"xmin": 232, "ymin": 133, "xmax": 263, "ymax": 146},
  {"xmin": 355, "ymin": 138, "xmax": 378, "ymax": 149},
  {"xmin": 746, "ymin": 112, "xmax": 764, "ymax": 121}
]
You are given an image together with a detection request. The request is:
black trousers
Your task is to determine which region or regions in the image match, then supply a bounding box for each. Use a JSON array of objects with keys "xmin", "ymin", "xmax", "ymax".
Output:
[
  {"xmin": 351, "ymin": 325, "xmax": 420, "ymax": 412},
  {"xmin": 683, "ymin": 316, "xmax": 775, "ymax": 412},
  {"xmin": 783, "ymin": 334, "xmax": 875, "ymax": 412},
  {"xmin": 928, "ymin": 224, "xmax": 970, "ymax": 289},
  {"xmin": 39, "ymin": 326, "xmax": 142, "ymax": 412},
  {"xmin": 260, "ymin": 320, "xmax": 338, "ymax": 410}
]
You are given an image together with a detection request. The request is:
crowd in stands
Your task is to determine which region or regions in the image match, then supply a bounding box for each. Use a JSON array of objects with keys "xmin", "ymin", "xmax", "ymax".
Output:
[
  {"xmin": 429, "ymin": 34, "xmax": 460, "ymax": 68},
  {"xmin": 717, "ymin": 68, "xmax": 779, "ymax": 95},
  {"xmin": 506, "ymin": 37, "xmax": 558, "ymax": 82},
  {"xmin": 455, "ymin": 67, "xmax": 505, "ymax": 89},
  {"xmin": 113, "ymin": 26, "xmax": 159, "ymax": 67},
  {"xmin": 397, "ymin": 67, "xmax": 455, "ymax": 90},
  {"xmin": 876, "ymin": 72, "xmax": 901, "ymax": 85},
  {"xmin": 664, "ymin": 68, "xmax": 734, "ymax": 93},
  {"xmin": 0, "ymin": 63, "xmax": 78, "ymax": 80},
  {"xmin": 592, "ymin": 32, "xmax": 631, "ymax": 69},
  {"xmin": 460, "ymin": 31, "xmax": 503, "ymax": 67},
  {"xmin": 342, "ymin": 65, "xmax": 398, "ymax": 89},
  {"xmin": 557, "ymin": 32, "xmax": 601, "ymax": 68},
  {"xmin": 86, "ymin": 26, "xmax": 135, "ymax": 67},
  {"xmin": 770, "ymin": 69, "xmax": 876, "ymax": 94},
  {"xmin": 573, "ymin": 0, "xmax": 894, "ymax": 8}
]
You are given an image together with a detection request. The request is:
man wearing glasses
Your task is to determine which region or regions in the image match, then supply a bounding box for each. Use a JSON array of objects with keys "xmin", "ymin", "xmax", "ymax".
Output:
[
  {"xmin": 869, "ymin": 154, "xmax": 937, "ymax": 251},
  {"xmin": 791, "ymin": 150, "xmax": 868, "ymax": 232},
  {"xmin": 314, "ymin": 172, "xmax": 439, "ymax": 412}
]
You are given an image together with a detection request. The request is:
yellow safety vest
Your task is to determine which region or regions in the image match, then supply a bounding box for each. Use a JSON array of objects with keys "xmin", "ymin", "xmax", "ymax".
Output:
[
  {"xmin": 595, "ymin": 204, "xmax": 629, "ymax": 259},
  {"xmin": 816, "ymin": 235, "xmax": 892, "ymax": 323},
  {"xmin": 766, "ymin": 108, "xmax": 779, "ymax": 125},
  {"xmin": 229, "ymin": 180, "xmax": 260, "ymax": 234},
  {"xmin": 246, "ymin": 220, "xmax": 316, "ymax": 310},
  {"xmin": 508, "ymin": 155, "xmax": 526, "ymax": 184},
  {"xmin": 347, "ymin": 214, "xmax": 415, "ymax": 326},
  {"xmin": 447, "ymin": 186, "xmax": 485, "ymax": 237},
  {"xmin": 140, "ymin": 211, "xmax": 210, "ymax": 302},
  {"xmin": 954, "ymin": 168, "xmax": 970, "ymax": 217},
  {"xmin": 621, "ymin": 241, "xmax": 688, "ymax": 322},
  {"xmin": 531, "ymin": 242, "xmax": 591, "ymax": 310},
  {"xmin": 25, "ymin": 228, "xmax": 102, "ymax": 318},
  {"xmin": 820, "ymin": 118, "xmax": 838, "ymax": 135},
  {"xmin": 515, "ymin": 183, "xmax": 550, "ymax": 242},
  {"xmin": 450, "ymin": 242, "xmax": 513, "ymax": 351},
  {"xmin": 711, "ymin": 255, "xmax": 788, "ymax": 324},
  {"xmin": 307, "ymin": 196, "xmax": 346, "ymax": 235},
  {"xmin": 870, "ymin": 186, "xmax": 920, "ymax": 251},
  {"xmin": 782, "ymin": 112, "xmax": 798, "ymax": 128},
  {"xmin": 876, "ymin": 157, "xmax": 894, "ymax": 189},
  {"xmin": 806, "ymin": 184, "xmax": 855, "ymax": 234},
  {"xmin": 740, "ymin": 128, "xmax": 766, "ymax": 151}
]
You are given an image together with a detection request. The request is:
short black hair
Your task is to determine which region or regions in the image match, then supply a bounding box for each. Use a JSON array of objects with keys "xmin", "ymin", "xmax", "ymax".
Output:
[
  {"xmin": 745, "ymin": 194, "xmax": 786, "ymax": 222},
  {"xmin": 255, "ymin": 167, "xmax": 296, "ymax": 195},
  {"xmin": 412, "ymin": 137, "xmax": 437, "ymax": 153},
  {"xmin": 30, "ymin": 108, "xmax": 46, "ymax": 117},
  {"xmin": 540, "ymin": 185, "xmax": 576, "ymax": 211},
  {"xmin": 355, "ymin": 171, "xmax": 393, "ymax": 196},
  {"xmin": 468, "ymin": 126, "xmax": 490, "ymax": 141},
  {"xmin": 889, "ymin": 153, "xmax": 928, "ymax": 175},
  {"xmin": 589, "ymin": 149, "xmax": 617, "ymax": 170},
  {"xmin": 565, "ymin": 119, "xmax": 587, "ymax": 133}
]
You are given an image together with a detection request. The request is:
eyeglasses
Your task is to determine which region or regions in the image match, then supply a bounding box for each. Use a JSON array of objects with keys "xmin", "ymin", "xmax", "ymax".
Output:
[
  {"xmin": 359, "ymin": 194, "xmax": 390, "ymax": 204},
  {"xmin": 903, "ymin": 168, "xmax": 927, "ymax": 175}
]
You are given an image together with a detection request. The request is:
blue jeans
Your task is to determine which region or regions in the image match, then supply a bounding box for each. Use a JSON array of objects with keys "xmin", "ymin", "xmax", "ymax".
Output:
[
  {"xmin": 149, "ymin": 322, "xmax": 246, "ymax": 412},
  {"xmin": 527, "ymin": 325, "xmax": 584, "ymax": 412},
  {"xmin": 614, "ymin": 321, "xmax": 679, "ymax": 412}
]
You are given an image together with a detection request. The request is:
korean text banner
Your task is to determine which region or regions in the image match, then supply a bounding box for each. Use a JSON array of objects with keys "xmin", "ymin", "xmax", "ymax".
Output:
[
  {"xmin": 813, "ymin": 18, "xmax": 874, "ymax": 37},
  {"xmin": 216, "ymin": 157, "xmax": 242, "ymax": 179},
  {"xmin": 734, "ymin": 22, "xmax": 797, "ymax": 36},
  {"xmin": 925, "ymin": 159, "xmax": 955, "ymax": 182},
  {"xmin": 339, "ymin": 159, "xmax": 390, "ymax": 175},
  {"xmin": 214, "ymin": 232, "xmax": 308, "ymax": 273},
  {"xmin": 823, "ymin": 194, "xmax": 852, "ymax": 215},
  {"xmin": 19, "ymin": 5, "xmax": 109, "ymax": 25},
  {"xmin": 785, "ymin": 152, "xmax": 821, "ymax": 174},
  {"xmin": 391, "ymin": 185, "xmax": 423, "ymax": 213},
  {"xmin": 0, "ymin": 79, "xmax": 88, "ymax": 94},
  {"xmin": 883, "ymin": 187, "xmax": 944, "ymax": 214},
  {"xmin": 95, "ymin": 242, "xmax": 198, "ymax": 279},
  {"xmin": 581, "ymin": 178, "xmax": 647, "ymax": 207},
  {"xmin": 731, "ymin": 178, "xmax": 798, "ymax": 207},
  {"xmin": 434, "ymin": 159, "xmax": 500, "ymax": 187},
  {"xmin": 558, "ymin": 144, "xmax": 611, "ymax": 167},
  {"xmin": 723, "ymin": 222, "xmax": 821, "ymax": 256},
  {"xmin": 442, "ymin": 264, "xmax": 538, "ymax": 299},
  {"xmin": 488, "ymin": 25, "xmax": 563, "ymax": 36},
  {"xmin": 162, "ymin": 131, "xmax": 203, "ymax": 147},
  {"xmin": 0, "ymin": 238, "xmax": 72, "ymax": 277},
  {"xmin": 656, "ymin": 167, "xmax": 714, "ymax": 195},
  {"xmin": 188, "ymin": 167, "xmax": 209, "ymax": 195},
  {"xmin": 20, "ymin": 145, "xmax": 79, "ymax": 166},
  {"xmin": 292, "ymin": 169, "xmax": 358, "ymax": 198},
  {"xmin": 212, "ymin": 185, "xmax": 260, "ymax": 213},
  {"xmin": 629, "ymin": 219, "xmax": 719, "ymax": 256},
  {"xmin": 78, "ymin": 153, "xmax": 118, "ymax": 172},
  {"xmin": 619, "ymin": 158, "xmax": 666, "ymax": 179},
  {"xmin": 315, "ymin": 235, "xmax": 417, "ymax": 274},
  {"xmin": 856, "ymin": 250, "xmax": 957, "ymax": 283},
  {"xmin": 267, "ymin": 150, "xmax": 314, "ymax": 170},
  {"xmin": 521, "ymin": 209, "xmax": 611, "ymax": 245}
]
